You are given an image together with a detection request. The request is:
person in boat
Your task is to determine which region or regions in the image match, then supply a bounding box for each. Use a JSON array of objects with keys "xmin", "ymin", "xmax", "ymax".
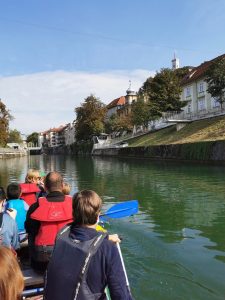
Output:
[
  {"xmin": 38, "ymin": 170, "xmax": 47, "ymax": 198},
  {"xmin": 20, "ymin": 169, "xmax": 42, "ymax": 206},
  {"xmin": 0, "ymin": 187, "xmax": 20, "ymax": 250},
  {"xmin": 62, "ymin": 182, "xmax": 71, "ymax": 195},
  {"xmin": 44, "ymin": 190, "xmax": 133, "ymax": 300},
  {"xmin": 0, "ymin": 246, "xmax": 24, "ymax": 300},
  {"xmin": 6, "ymin": 183, "xmax": 29, "ymax": 242},
  {"xmin": 25, "ymin": 171, "xmax": 73, "ymax": 272}
]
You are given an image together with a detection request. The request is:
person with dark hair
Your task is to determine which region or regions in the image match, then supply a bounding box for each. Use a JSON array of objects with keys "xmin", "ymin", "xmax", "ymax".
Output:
[
  {"xmin": 6, "ymin": 183, "xmax": 29, "ymax": 240},
  {"xmin": 44, "ymin": 190, "xmax": 133, "ymax": 300},
  {"xmin": 0, "ymin": 246, "xmax": 24, "ymax": 300},
  {"xmin": 25, "ymin": 171, "xmax": 73, "ymax": 272},
  {"xmin": 0, "ymin": 187, "xmax": 20, "ymax": 250}
]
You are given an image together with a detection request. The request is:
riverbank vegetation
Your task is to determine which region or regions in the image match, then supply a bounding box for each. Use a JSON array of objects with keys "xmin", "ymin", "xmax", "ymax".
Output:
[
  {"xmin": 128, "ymin": 115, "xmax": 225, "ymax": 147},
  {"xmin": 0, "ymin": 100, "xmax": 13, "ymax": 147}
]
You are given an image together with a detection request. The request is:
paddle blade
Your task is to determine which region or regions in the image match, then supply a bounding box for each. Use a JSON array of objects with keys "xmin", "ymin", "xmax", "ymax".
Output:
[{"xmin": 101, "ymin": 200, "xmax": 138, "ymax": 219}]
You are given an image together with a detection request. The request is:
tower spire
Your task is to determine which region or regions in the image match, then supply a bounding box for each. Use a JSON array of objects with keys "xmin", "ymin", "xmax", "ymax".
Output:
[{"xmin": 172, "ymin": 52, "xmax": 180, "ymax": 70}]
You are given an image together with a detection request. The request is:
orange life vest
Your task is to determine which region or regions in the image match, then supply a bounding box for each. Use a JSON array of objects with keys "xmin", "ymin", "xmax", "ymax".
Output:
[
  {"xmin": 30, "ymin": 195, "xmax": 73, "ymax": 246},
  {"xmin": 20, "ymin": 183, "xmax": 40, "ymax": 206}
]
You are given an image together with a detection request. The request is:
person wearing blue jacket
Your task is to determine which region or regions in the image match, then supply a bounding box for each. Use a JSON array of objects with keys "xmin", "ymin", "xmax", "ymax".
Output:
[
  {"xmin": 44, "ymin": 190, "xmax": 133, "ymax": 300},
  {"xmin": 6, "ymin": 183, "xmax": 29, "ymax": 241},
  {"xmin": 0, "ymin": 187, "xmax": 20, "ymax": 250}
]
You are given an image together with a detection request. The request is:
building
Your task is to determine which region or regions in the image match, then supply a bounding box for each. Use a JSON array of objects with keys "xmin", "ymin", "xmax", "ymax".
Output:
[
  {"xmin": 180, "ymin": 54, "xmax": 225, "ymax": 116},
  {"xmin": 39, "ymin": 125, "xmax": 68, "ymax": 149},
  {"xmin": 64, "ymin": 122, "xmax": 76, "ymax": 145},
  {"xmin": 106, "ymin": 96, "xmax": 126, "ymax": 119},
  {"xmin": 117, "ymin": 83, "xmax": 138, "ymax": 117}
]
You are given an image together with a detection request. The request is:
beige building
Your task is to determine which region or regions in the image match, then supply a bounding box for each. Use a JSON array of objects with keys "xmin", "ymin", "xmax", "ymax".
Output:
[
  {"xmin": 117, "ymin": 84, "xmax": 138, "ymax": 117},
  {"xmin": 39, "ymin": 125, "xmax": 67, "ymax": 148}
]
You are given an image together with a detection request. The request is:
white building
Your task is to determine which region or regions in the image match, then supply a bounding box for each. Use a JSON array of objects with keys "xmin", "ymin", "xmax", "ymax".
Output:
[
  {"xmin": 64, "ymin": 122, "xmax": 76, "ymax": 145},
  {"xmin": 180, "ymin": 54, "xmax": 225, "ymax": 116}
]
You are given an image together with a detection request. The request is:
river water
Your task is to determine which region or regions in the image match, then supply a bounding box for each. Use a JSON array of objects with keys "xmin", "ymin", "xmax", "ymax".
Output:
[{"xmin": 0, "ymin": 155, "xmax": 225, "ymax": 300}]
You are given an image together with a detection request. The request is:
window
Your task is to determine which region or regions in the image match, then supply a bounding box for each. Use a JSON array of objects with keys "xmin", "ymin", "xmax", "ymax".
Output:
[
  {"xmin": 212, "ymin": 97, "xmax": 220, "ymax": 108},
  {"xmin": 187, "ymin": 104, "xmax": 192, "ymax": 113},
  {"xmin": 198, "ymin": 98, "xmax": 205, "ymax": 111},
  {"xmin": 186, "ymin": 87, "xmax": 191, "ymax": 97},
  {"xmin": 198, "ymin": 82, "xmax": 204, "ymax": 93}
]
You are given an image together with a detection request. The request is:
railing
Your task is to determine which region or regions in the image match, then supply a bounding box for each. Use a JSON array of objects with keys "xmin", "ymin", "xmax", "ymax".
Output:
[
  {"xmin": 0, "ymin": 147, "xmax": 26, "ymax": 153},
  {"xmin": 170, "ymin": 107, "xmax": 225, "ymax": 121},
  {"xmin": 0, "ymin": 147, "xmax": 27, "ymax": 157}
]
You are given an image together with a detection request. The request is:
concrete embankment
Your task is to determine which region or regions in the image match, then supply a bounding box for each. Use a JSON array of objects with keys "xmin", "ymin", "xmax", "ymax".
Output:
[
  {"xmin": 92, "ymin": 140, "xmax": 225, "ymax": 162},
  {"xmin": 0, "ymin": 148, "xmax": 27, "ymax": 159}
]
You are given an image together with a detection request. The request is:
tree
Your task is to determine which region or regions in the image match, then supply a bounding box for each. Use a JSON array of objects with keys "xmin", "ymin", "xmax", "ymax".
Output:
[
  {"xmin": 131, "ymin": 98, "xmax": 151, "ymax": 129},
  {"xmin": 75, "ymin": 95, "xmax": 107, "ymax": 141},
  {"xmin": 7, "ymin": 129, "xmax": 23, "ymax": 143},
  {"xmin": 205, "ymin": 57, "xmax": 225, "ymax": 110},
  {"xmin": 0, "ymin": 99, "xmax": 13, "ymax": 147},
  {"xmin": 27, "ymin": 132, "xmax": 39, "ymax": 145},
  {"xmin": 139, "ymin": 68, "xmax": 188, "ymax": 117},
  {"xmin": 174, "ymin": 66, "xmax": 192, "ymax": 81}
]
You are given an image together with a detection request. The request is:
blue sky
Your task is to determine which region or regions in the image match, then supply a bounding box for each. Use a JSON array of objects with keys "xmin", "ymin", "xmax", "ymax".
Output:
[{"xmin": 0, "ymin": 0, "xmax": 225, "ymax": 133}]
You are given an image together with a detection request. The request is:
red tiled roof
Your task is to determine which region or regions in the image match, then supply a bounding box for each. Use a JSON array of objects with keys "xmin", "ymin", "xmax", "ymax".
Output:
[
  {"xmin": 106, "ymin": 96, "xmax": 125, "ymax": 109},
  {"xmin": 181, "ymin": 53, "xmax": 225, "ymax": 85},
  {"xmin": 41, "ymin": 125, "xmax": 67, "ymax": 134}
]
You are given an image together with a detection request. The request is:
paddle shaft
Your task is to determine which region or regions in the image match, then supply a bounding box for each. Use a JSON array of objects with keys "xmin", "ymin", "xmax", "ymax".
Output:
[
  {"xmin": 116, "ymin": 243, "xmax": 130, "ymax": 290},
  {"xmin": 101, "ymin": 207, "xmax": 134, "ymax": 217}
]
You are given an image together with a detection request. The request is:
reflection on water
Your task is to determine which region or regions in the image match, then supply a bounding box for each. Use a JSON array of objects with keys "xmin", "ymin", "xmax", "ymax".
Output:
[{"xmin": 0, "ymin": 155, "xmax": 225, "ymax": 300}]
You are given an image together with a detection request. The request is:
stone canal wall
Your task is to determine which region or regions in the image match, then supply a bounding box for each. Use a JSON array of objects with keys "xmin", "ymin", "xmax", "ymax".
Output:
[
  {"xmin": 92, "ymin": 140, "xmax": 225, "ymax": 162},
  {"xmin": 0, "ymin": 148, "xmax": 27, "ymax": 159}
]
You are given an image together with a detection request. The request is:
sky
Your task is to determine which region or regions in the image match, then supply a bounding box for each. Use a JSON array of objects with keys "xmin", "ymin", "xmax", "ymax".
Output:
[{"xmin": 0, "ymin": 0, "xmax": 225, "ymax": 134}]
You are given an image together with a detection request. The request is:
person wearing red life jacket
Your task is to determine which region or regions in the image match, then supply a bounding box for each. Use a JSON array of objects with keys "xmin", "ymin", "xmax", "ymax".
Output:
[
  {"xmin": 25, "ymin": 171, "xmax": 73, "ymax": 272},
  {"xmin": 20, "ymin": 169, "xmax": 41, "ymax": 206}
]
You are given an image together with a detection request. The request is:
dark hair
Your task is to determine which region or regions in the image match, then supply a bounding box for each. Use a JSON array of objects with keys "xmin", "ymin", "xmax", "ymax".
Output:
[
  {"xmin": 44, "ymin": 171, "xmax": 63, "ymax": 192},
  {"xmin": 7, "ymin": 183, "xmax": 21, "ymax": 200},
  {"xmin": 0, "ymin": 187, "xmax": 6, "ymax": 202},
  {"xmin": 72, "ymin": 190, "xmax": 102, "ymax": 225}
]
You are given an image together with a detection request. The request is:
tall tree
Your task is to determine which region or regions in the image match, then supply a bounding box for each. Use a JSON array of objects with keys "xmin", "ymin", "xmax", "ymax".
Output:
[
  {"xmin": 148, "ymin": 68, "xmax": 186, "ymax": 113},
  {"xmin": 27, "ymin": 132, "xmax": 39, "ymax": 145},
  {"xmin": 139, "ymin": 68, "xmax": 189, "ymax": 117},
  {"xmin": 105, "ymin": 113, "xmax": 133, "ymax": 133},
  {"xmin": 131, "ymin": 98, "xmax": 151, "ymax": 129},
  {"xmin": 75, "ymin": 95, "xmax": 107, "ymax": 141},
  {"xmin": 0, "ymin": 99, "xmax": 13, "ymax": 147},
  {"xmin": 205, "ymin": 57, "xmax": 225, "ymax": 110},
  {"xmin": 7, "ymin": 129, "xmax": 23, "ymax": 143}
]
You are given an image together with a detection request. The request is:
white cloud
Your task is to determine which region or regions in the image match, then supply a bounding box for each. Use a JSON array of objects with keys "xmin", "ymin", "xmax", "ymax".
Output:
[{"xmin": 0, "ymin": 69, "xmax": 154, "ymax": 134}]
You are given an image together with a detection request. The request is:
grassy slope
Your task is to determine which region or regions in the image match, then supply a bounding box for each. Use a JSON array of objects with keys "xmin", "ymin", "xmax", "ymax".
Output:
[{"xmin": 128, "ymin": 115, "xmax": 225, "ymax": 147}]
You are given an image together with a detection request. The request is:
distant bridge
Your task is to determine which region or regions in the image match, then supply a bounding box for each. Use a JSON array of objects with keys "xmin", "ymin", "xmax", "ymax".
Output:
[{"xmin": 27, "ymin": 146, "xmax": 42, "ymax": 154}]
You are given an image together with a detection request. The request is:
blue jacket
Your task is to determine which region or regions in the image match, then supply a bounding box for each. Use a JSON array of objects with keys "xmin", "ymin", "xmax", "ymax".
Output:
[
  {"xmin": 0, "ymin": 213, "xmax": 20, "ymax": 249},
  {"xmin": 45, "ymin": 225, "xmax": 133, "ymax": 300},
  {"xmin": 7, "ymin": 199, "xmax": 28, "ymax": 232}
]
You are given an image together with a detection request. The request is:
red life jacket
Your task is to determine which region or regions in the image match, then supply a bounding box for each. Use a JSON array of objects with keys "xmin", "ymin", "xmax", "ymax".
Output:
[
  {"xmin": 20, "ymin": 183, "xmax": 40, "ymax": 206},
  {"xmin": 31, "ymin": 195, "xmax": 73, "ymax": 246}
]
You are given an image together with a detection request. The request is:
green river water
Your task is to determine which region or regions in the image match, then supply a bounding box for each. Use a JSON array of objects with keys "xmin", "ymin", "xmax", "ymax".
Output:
[{"xmin": 0, "ymin": 155, "xmax": 225, "ymax": 300}]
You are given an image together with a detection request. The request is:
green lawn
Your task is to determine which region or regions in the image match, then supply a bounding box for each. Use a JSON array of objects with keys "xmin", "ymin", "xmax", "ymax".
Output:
[{"xmin": 128, "ymin": 115, "xmax": 225, "ymax": 147}]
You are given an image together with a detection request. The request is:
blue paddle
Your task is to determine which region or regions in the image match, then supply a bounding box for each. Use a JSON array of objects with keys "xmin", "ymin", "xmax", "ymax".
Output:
[
  {"xmin": 22, "ymin": 287, "xmax": 44, "ymax": 297},
  {"xmin": 100, "ymin": 200, "xmax": 138, "ymax": 221}
]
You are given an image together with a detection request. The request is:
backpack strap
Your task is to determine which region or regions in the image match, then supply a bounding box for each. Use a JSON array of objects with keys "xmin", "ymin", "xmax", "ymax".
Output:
[
  {"xmin": 0, "ymin": 212, "xmax": 3, "ymax": 245},
  {"xmin": 73, "ymin": 232, "xmax": 107, "ymax": 300},
  {"xmin": 0, "ymin": 212, "xmax": 3, "ymax": 229}
]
